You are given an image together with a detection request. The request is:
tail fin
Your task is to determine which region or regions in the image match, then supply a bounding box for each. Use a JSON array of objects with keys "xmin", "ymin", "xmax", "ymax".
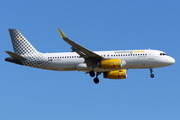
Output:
[{"xmin": 9, "ymin": 29, "xmax": 39, "ymax": 55}]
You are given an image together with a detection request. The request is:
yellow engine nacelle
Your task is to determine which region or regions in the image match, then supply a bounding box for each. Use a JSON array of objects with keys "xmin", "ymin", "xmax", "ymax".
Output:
[
  {"xmin": 103, "ymin": 69, "xmax": 127, "ymax": 79},
  {"xmin": 99, "ymin": 59, "xmax": 121, "ymax": 69}
]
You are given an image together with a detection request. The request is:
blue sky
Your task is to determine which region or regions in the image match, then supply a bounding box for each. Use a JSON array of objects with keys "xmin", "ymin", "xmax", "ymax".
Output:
[{"xmin": 0, "ymin": 0, "xmax": 179, "ymax": 120}]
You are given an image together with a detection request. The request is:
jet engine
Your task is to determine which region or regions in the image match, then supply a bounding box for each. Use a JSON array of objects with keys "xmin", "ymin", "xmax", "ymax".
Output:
[
  {"xmin": 103, "ymin": 69, "xmax": 127, "ymax": 79},
  {"xmin": 98, "ymin": 59, "xmax": 122, "ymax": 69}
]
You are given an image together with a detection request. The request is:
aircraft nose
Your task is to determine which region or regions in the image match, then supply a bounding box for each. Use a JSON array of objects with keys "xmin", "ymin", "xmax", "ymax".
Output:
[{"xmin": 168, "ymin": 57, "xmax": 175, "ymax": 65}]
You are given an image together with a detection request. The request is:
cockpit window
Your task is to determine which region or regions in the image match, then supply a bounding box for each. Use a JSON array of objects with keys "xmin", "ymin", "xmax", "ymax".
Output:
[{"xmin": 160, "ymin": 53, "xmax": 167, "ymax": 56}]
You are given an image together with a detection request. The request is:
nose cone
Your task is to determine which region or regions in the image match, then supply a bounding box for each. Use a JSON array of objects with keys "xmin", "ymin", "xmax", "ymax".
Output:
[
  {"xmin": 157, "ymin": 56, "xmax": 175, "ymax": 67},
  {"xmin": 167, "ymin": 57, "xmax": 175, "ymax": 65}
]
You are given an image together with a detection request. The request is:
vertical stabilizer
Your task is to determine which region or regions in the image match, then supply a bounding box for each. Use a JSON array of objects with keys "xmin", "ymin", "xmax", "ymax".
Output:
[{"xmin": 9, "ymin": 29, "xmax": 39, "ymax": 55}]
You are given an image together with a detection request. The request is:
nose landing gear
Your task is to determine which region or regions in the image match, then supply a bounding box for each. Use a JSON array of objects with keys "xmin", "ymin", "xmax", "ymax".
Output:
[{"xmin": 150, "ymin": 68, "xmax": 154, "ymax": 78}]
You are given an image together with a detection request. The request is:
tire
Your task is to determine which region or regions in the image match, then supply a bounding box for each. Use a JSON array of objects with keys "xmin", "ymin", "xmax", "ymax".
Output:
[
  {"xmin": 90, "ymin": 71, "xmax": 95, "ymax": 77},
  {"xmin": 150, "ymin": 74, "xmax": 154, "ymax": 78},
  {"xmin": 93, "ymin": 77, "xmax": 99, "ymax": 84}
]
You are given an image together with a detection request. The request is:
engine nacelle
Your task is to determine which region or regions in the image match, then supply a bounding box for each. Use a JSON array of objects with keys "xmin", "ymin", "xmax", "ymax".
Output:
[
  {"xmin": 99, "ymin": 59, "xmax": 121, "ymax": 69},
  {"xmin": 103, "ymin": 69, "xmax": 127, "ymax": 79}
]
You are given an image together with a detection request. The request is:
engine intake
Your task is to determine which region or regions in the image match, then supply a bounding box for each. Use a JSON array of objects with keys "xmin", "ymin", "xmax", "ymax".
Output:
[{"xmin": 103, "ymin": 69, "xmax": 127, "ymax": 79}]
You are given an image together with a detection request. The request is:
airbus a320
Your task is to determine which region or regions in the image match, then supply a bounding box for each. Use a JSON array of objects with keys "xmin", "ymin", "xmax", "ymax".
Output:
[{"xmin": 5, "ymin": 29, "xmax": 175, "ymax": 84}]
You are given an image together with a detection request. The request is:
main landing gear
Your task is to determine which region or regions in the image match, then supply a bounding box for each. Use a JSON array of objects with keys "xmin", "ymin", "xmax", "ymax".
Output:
[
  {"xmin": 150, "ymin": 68, "xmax": 154, "ymax": 78},
  {"xmin": 93, "ymin": 77, "xmax": 99, "ymax": 84},
  {"xmin": 89, "ymin": 71, "xmax": 101, "ymax": 84},
  {"xmin": 89, "ymin": 71, "xmax": 95, "ymax": 77}
]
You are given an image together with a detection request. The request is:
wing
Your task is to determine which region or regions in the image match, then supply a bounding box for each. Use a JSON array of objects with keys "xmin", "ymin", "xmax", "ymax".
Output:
[{"xmin": 58, "ymin": 28, "xmax": 104, "ymax": 68}]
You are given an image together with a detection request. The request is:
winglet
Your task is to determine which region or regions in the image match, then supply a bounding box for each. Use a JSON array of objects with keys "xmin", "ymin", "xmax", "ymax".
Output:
[{"xmin": 58, "ymin": 28, "xmax": 67, "ymax": 38}]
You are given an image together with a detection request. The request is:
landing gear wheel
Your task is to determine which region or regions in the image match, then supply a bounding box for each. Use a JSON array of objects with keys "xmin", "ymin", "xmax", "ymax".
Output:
[
  {"xmin": 93, "ymin": 77, "xmax": 99, "ymax": 84},
  {"xmin": 150, "ymin": 74, "xmax": 154, "ymax": 78},
  {"xmin": 149, "ymin": 68, "xmax": 154, "ymax": 78},
  {"xmin": 89, "ymin": 71, "xmax": 95, "ymax": 77}
]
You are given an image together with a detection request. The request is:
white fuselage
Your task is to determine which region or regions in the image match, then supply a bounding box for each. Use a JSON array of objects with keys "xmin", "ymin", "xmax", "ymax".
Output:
[
  {"xmin": 6, "ymin": 29, "xmax": 176, "ymax": 83},
  {"xmin": 32, "ymin": 49, "xmax": 175, "ymax": 72}
]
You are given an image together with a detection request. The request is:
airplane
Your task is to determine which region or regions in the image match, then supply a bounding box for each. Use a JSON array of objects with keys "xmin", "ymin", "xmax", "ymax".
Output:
[{"xmin": 5, "ymin": 29, "xmax": 175, "ymax": 84}]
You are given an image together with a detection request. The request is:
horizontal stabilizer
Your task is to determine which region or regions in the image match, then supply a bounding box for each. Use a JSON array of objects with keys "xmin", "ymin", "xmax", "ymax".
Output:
[{"xmin": 5, "ymin": 51, "xmax": 27, "ymax": 60}]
